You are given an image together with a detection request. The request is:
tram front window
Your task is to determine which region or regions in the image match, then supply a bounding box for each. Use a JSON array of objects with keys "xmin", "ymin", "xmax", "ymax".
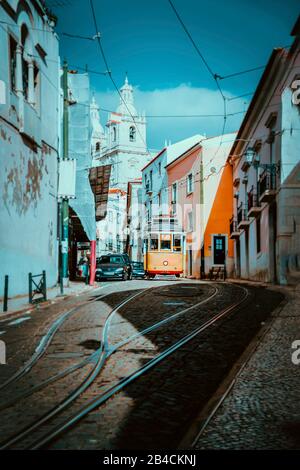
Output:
[
  {"xmin": 150, "ymin": 234, "xmax": 159, "ymax": 251},
  {"xmin": 173, "ymin": 234, "xmax": 182, "ymax": 252},
  {"xmin": 160, "ymin": 234, "xmax": 171, "ymax": 251}
]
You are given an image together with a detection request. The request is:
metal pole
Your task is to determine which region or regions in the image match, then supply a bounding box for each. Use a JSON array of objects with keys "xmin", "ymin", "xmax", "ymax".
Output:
[
  {"xmin": 29, "ymin": 273, "xmax": 32, "ymax": 304},
  {"xmin": 43, "ymin": 270, "xmax": 47, "ymax": 301},
  {"xmin": 3, "ymin": 275, "xmax": 8, "ymax": 312},
  {"xmin": 89, "ymin": 240, "xmax": 96, "ymax": 285},
  {"xmin": 58, "ymin": 200, "xmax": 64, "ymax": 295},
  {"xmin": 62, "ymin": 59, "xmax": 69, "ymax": 286}
]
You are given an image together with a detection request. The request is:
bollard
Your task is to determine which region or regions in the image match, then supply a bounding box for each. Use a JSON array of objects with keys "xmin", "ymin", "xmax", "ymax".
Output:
[
  {"xmin": 29, "ymin": 272, "xmax": 32, "ymax": 304},
  {"xmin": 3, "ymin": 275, "xmax": 8, "ymax": 312},
  {"xmin": 42, "ymin": 270, "xmax": 47, "ymax": 301}
]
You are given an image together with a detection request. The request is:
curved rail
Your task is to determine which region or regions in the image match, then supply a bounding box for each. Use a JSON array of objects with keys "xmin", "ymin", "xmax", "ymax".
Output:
[
  {"xmin": 0, "ymin": 284, "xmax": 246, "ymax": 450},
  {"xmin": 0, "ymin": 290, "xmax": 112, "ymax": 392},
  {"xmin": 29, "ymin": 285, "xmax": 249, "ymax": 450}
]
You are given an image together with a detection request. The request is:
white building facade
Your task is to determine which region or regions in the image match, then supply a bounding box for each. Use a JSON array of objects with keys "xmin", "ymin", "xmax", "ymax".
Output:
[
  {"xmin": 0, "ymin": 0, "xmax": 60, "ymax": 296},
  {"xmin": 229, "ymin": 22, "xmax": 300, "ymax": 285},
  {"xmin": 91, "ymin": 76, "xmax": 153, "ymax": 256}
]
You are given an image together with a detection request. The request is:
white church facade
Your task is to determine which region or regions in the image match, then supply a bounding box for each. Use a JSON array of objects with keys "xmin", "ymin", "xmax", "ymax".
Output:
[{"xmin": 90, "ymin": 76, "xmax": 153, "ymax": 258}]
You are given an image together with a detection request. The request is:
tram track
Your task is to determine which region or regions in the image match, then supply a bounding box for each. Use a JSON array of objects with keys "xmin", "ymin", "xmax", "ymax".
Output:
[
  {"xmin": 0, "ymin": 289, "xmax": 115, "ymax": 393},
  {"xmin": 0, "ymin": 282, "xmax": 248, "ymax": 450},
  {"xmin": 0, "ymin": 283, "xmax": 218, "ymax": 412}
]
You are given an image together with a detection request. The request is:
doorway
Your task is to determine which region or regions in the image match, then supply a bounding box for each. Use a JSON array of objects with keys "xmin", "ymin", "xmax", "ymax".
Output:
[
  {"xmin": 213, "ymin": 235, "xmax": 226, "ymax": 265},
  {"xmin": 188, "ymin": 248, "xmax": 193, "ymax": 276}
]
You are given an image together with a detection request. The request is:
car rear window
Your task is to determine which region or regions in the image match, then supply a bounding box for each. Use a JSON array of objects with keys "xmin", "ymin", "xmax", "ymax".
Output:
[
  {"xmin": 110, "ymin": 256, "xmax": 123, "ymax": 264},
  {"xmin": 98, "ymin": 256, "xmax": 123, "ymax": 264}
]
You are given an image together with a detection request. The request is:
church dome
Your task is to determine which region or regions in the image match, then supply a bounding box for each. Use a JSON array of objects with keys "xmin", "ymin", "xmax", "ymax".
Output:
[{"xmin": 116, "ymin": 75, "xmax": 138, "ymax": 117}]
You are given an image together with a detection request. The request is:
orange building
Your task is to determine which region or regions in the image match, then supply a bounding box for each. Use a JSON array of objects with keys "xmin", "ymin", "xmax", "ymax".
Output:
[{"xmin": 166, "ymin": 133, "xmax": 236, "ymax": 279}]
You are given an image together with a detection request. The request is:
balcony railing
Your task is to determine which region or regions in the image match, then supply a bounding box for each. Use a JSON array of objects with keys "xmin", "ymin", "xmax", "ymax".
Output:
[
  {"xmin": 247, "ymin": 190, "xmax": 262, "ymax": 218},
  {"xmin": 258, "ymin": 171, "xmax": 276, "ymax": 203},
  {"xmin": 237, "ymin": 203, "xmax": 250, "ymax": 229}
]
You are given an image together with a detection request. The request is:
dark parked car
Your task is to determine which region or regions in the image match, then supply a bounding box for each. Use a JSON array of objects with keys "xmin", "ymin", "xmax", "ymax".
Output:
[
  {"xmin": 131, "ymin": 261, "xmax": 145, "ymax": 279},
  {"xmin": 96, "ymin": 254, "xmax": 132, "ymax": 281}
]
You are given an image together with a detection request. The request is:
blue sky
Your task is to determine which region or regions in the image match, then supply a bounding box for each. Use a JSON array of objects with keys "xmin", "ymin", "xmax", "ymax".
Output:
[{"xmin": 49, "ymin": 0, "xmax": 300, "ymax": 149}]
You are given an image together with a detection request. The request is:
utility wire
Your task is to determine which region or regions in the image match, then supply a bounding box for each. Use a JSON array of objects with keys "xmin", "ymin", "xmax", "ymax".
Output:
[
  {"xmin": 218, "ymin": 65, "xmax": 266, "ymax": 80},
  {"xmin": 167, "ymin": 0, "xmax": 228, "ymax": 164},
  {"xmin": 89, "ymin": 0, "xmax": 154, "ymax": 162}
]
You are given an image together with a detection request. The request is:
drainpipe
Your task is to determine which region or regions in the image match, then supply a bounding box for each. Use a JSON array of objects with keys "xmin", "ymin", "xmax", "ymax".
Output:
[{"xmin": 89, "ymin": 240, "xmax": 96, "ymax": 285}]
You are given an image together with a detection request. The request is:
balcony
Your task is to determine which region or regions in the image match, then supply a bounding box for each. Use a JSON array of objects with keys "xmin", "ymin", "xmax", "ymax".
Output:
[
  {"xmin": 237, "ymin": 203, "xmax": 251, "ymax": 230},
  {"xmin": 247, "ymin": 190, "xmax": 262, "ymax": 218},
  {"xmin": 229, "ymin": 217, "xmax": 240, "ymax": 239},
  {"xmin": 258, "ymin": 171, "xmax": 276, "ymax": 203}
]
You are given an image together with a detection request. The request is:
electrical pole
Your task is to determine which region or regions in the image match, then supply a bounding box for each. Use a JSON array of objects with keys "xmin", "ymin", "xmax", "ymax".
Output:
[{"xmin": 61, "ymin": 59, "xmax": 69, "ymax": 287}]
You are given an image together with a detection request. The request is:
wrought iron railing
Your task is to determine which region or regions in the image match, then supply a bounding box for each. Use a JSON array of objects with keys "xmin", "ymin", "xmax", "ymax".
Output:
[{"xmin": 258, "ymin": 171, "xmax": 276, "ymax": 196}]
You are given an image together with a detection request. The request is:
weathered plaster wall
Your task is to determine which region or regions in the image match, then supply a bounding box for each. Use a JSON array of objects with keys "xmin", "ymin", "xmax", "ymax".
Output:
[
  {"xmin": 0, "ymin": 122, "xmax": 58, "ymax": 296},
  {"xmin": 0, "ymin": 1, "xmax": 60, "ymax": 296}
]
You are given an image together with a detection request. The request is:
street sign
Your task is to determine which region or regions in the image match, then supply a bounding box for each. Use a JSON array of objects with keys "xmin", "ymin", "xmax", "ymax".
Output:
[{"xmin": 58, "ymin": 159, "xmax": 76, "ymax": 198}]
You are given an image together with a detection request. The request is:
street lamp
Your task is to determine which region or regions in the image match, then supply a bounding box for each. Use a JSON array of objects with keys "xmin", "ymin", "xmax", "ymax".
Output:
[{"xmin": 244, "ymin": 147, "xmax": 280, "ymax": 174}]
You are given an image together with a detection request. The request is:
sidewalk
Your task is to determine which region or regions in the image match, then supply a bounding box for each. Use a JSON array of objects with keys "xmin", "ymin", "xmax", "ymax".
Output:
[
  {"xmin": 190, "ymin": 281, "xmax": 300, "ymax": 449},
  {"xmin": 0, "ymin": 281, "xmax": 97, "ymax": 318}
]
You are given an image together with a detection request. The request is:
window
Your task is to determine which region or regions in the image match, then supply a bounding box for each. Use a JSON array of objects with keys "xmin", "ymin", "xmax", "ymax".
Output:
[
  {"xmin": 158, "ymin": 162, "xmax": 161, "ymax": 176},
  {"xmin": 158, "ymin": 192, "xmax": 161, "ymax": 208},
  {"xmin": 150, "ymin": 170, "xmax": 153, "ymax": 190},
  {"xmin": 187, "ymin": 211, "xmax": 193, "ymax": 232},
  {"xmin": 112, "ymin": 126, "xmax": 116, "ymax": 142},
  {"xmin": 9, "ymin": 35, "xmax": 17, "ymax": 91},
  {"xmin": 108, "ymin": 234, "xmax": 113, "ymax": 251},
  {"xmin": 99, "ymin": 255, "xmax": 123, "ymax": 264},
  {"xmin": 150, "ymin": 234, "xmax": 158, "ymax": 251},
  {"xmin": 160, "ymin": 234, "xmax": 171, "ymax": 251},
  {"xmin": 116, "ymin": 235, "xmax": 121, "ymax": 252},
  {"xmin": 172, "ymin": 183, "xmax": 177, "ymax": 204},
  {"xmin": 256, "ymin": 217, "xmax": 261, "ymax": 253},
  {"xmin": 129, "ymin": 126, "xmax": 136, "ymax": 142},
  {"xmin": 187, "ymin": 173, "xmax": 193, "ymax": 194},
  {"xmin": 22, "ymin": 57, "xmax": 29, "ymax": 101},
  {"xmin": 173, "ymin": 234, "xmax": 182, "ymax": 252},
  {"xmin": 33, "ymin": 63, "xmax": 40, "ymax": 111},
  {"xmin": 95, "ymin": 142, "xmax": 100, "ymax": 152}
]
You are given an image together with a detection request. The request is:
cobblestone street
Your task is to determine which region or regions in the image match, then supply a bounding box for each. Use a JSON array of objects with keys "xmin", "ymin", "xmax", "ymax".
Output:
[
  {"xmin": 193, "ymin": 282, "xmax": 300, "ymax": 450},
  {"xmin": 0, "ymin": 279, "xmax": 285, "ymax": 450}
]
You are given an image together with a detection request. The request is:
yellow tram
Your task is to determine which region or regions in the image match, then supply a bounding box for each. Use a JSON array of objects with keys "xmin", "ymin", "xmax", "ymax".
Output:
[{"xmin": 143, "ymin": 230, "xmax": 185, "ymax": 278}]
